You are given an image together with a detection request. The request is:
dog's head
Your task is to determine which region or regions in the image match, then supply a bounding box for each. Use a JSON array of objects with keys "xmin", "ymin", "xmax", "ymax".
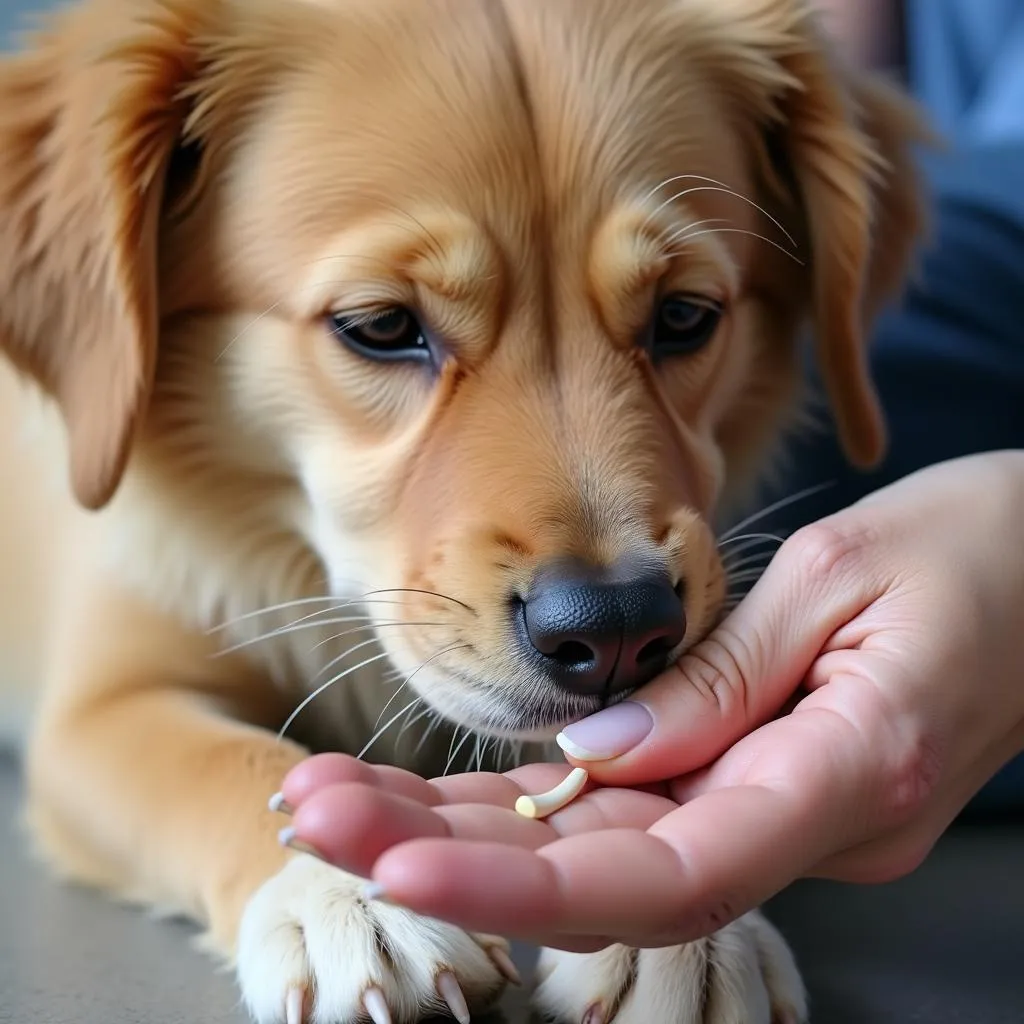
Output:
[{"xmin": 0, "ymin": 0, "xmax": 927, "ymax": 737}]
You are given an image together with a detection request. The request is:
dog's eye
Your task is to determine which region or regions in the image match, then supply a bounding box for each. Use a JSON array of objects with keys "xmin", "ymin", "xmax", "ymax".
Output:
[
  {"xmin": 327, "ymin": 306, "xmax": 429, "ymax": 363},
  {"xmin": 651, "ymin": 294, "xmax": 722, "ymax": 357}
]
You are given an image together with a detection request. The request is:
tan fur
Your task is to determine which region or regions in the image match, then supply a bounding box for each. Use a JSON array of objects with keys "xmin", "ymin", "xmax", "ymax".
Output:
[{"xmin": 0, "ymin": 0, "xmax": 928, "ymax": 1019}]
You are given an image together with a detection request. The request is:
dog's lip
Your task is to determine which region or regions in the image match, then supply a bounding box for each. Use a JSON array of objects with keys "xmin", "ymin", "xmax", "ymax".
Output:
[
  {"xmin": 394, "ymin": 638, "xmax": 643, "ymax": 737},
  {"xmin": 415, "ymin": 667, "xmax": 635, "ymax": 740}
]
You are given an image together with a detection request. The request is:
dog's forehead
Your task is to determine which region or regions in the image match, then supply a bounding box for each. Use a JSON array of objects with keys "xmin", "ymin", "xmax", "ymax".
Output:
[
  {"xmin": 248, "ymin": 0, "xmax": 746, "ymax": 203},
  {"xmin": 217, "ymin": 0, "xmax": 755, "ymax": 292}
]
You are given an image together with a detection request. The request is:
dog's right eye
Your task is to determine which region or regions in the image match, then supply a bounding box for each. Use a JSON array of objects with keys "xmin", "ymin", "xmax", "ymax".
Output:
[{"xmin": 326, "ymin": 306, "xmax": 431, "ymax": 363}]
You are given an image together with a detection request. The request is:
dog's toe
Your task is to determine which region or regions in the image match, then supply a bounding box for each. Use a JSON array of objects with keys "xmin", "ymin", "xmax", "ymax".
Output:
[
  {"xmin": 533, "ymin": 911, "xmax": 807, "ymax": 1024},
  {"xmin": 236, "ymin": 855, "xmax": 507, "ymax": 1023}
]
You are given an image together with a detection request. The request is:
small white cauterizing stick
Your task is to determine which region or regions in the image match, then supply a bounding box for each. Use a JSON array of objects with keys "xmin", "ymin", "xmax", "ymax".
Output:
[{"xmin": 514, "ymin": 766, "xmax": 590, "ymax": 820}]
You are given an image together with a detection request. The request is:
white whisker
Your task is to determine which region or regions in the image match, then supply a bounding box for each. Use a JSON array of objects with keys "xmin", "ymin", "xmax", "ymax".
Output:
[
  {"xmin": 363, "ymin": 642, "xmax": 472, "ymax": 759},
  {"xmin": 277, "ymin": 651, "xmax": 393, "ymax": 740},
  {"xmin": 641, "ymin": 175, "xmax": 797, "ymax": 249},
  {"xmin": 719, "ymin": 482, "xmax": 836, "ymax": 542},
  {"xmin": 727, "ymin": 568, "xmax": 771, "ymax": 590},
  {"xmin": 724, "ymin": 551, "xmax": 779, "ymax": 575},
  {"xmin": 718, "ymin": 531, "xmax": 786, "ymax": 550},
  {"xmin": 306, "ymin": 635, "xmax": 387, "ymax": 686},
  {"xmin": 216, "ymin": 298, "xmax": 287, "ymax": 362},
  {"xmin": 357, "ymin": 697, "xmax": 423, "ymax": 762},
  {"xmin": 659, "ymin": 217, "xmax": 730, "ymax": 249},
  {"xmin": 666, "ymin": 226, "xmax": 804, "ymax": 264},
  {"xmin": 206, "ymin": 595, "xmax": 348, "ymax": 634},
  {"xmin": 445, "ymin": 727, "xmax": 476, "ymax": 777},
  {"xmin": 372, "ymin": 684, "xmax": 408, "ymax": 732},
  {"xmin": 308, "ymin": 619, "xmax": 446, "ymax": 656},
  {"xmin": 410, "ymin": 709, "xmax": 445, "ymax": 757},
  {"xmin": 207, "ymin": 595, "xmax": 406, "ymax": 636},
  {"xmin": 213, "ymin": 615, "xmax": 377, "ymax": 658},
  {"xmin": 398, "ymin": 703, "xmax": 436, "ymax": 745}
]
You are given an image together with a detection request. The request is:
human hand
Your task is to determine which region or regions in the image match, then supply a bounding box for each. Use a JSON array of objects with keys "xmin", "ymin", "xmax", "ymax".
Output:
[{"xmin": 277, "ymin": 451, "xmax": 1024, "ymax": 950}]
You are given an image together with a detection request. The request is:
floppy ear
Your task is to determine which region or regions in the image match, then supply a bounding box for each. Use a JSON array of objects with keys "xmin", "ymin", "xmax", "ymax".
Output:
[
  {"xmin": 703, "ymin": 0, "xmax": 932, "ymax": 468},
  {"xmin": 773, "ymin": 38, "xmax": 931, "ymax": 468},
  {"xmin": 0, "ymin": 0, "xmax": 209, "ymax": 509}
]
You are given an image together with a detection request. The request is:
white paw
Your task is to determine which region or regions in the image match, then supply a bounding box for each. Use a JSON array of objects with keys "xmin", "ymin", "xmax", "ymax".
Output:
[
  {"xmin": 236, "ymin": 855, "xmax": 514, "ymax": 1023},
  {"xmin": 533, "ymin": 911, "xmax": 807, "ymax": 1024}
]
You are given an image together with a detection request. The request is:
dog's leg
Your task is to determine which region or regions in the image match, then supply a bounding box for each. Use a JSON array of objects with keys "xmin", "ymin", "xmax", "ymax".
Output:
[
  {"xmin": 26, "ymin": 677, "xmax": 306, "ymax": 947},
  {"xmin": 532, "ymin": 913, "xmax": 808, "ymax": 1024},
  {"xmin": 24, "ymin": 583, "xmax": 511, "ymax": 1022}
]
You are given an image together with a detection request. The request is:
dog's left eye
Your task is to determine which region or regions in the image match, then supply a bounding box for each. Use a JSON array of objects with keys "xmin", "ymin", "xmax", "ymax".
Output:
[
  {"xmin": 650, "ymin": 294, "xmax": 723, "ymax": 357},
  {"xmin": 327, "ymin": 306, "xmax": 430, "ymax": 363}
]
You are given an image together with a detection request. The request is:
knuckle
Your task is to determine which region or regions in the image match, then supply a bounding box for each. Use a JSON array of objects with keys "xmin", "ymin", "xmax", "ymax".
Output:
[
  {"xmin": 880, "ymin": 728, "xmax": 944, "ymax": 824},
  {"xmin": 781, "ymin": 520, "xmax": 875, "ymax": 587},
  {"xmin": 679, "ymin": 631, "xmax": 753, "ymax": 722}
]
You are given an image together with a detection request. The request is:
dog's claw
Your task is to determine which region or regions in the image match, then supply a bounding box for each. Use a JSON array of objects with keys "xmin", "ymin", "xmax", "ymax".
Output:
[
  {"xmin": 284, "ymin": 987, "xmax": 304, "ymax": 1024},
  {"xmin": 486, "ymin": 943, "xmax": 520, "ymax": 985},
  {"xmin": 362, "ymin": 987, "xmax": 393, "ymax": 1024},
  {"xmin": 437, "ymin": 970, "xmax": 471, "ymax": 1023}
]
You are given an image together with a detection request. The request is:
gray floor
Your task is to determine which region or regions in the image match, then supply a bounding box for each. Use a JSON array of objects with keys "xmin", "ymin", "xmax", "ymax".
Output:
[{"xmin": 3, "ymin": 752, "xmax": 1024, "ymax": 1023}]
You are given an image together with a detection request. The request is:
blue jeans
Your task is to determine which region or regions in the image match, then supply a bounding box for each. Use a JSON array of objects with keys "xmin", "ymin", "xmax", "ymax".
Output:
[{"xmin": 906, "ymin": 0, "xmax": 1024, "ymax": 144}]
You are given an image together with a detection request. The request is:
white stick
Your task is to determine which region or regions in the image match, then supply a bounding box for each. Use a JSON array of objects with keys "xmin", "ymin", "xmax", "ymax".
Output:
[{"xmin": 514, "ymin": 767, "xmax": 590, "ymax": 819}]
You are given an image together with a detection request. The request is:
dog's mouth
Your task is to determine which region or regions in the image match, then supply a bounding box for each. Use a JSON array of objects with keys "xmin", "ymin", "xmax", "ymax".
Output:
[
  {"xmin": 403, "ymin": 656, "xmax": 644, "ymax": 742},
  {"xmin": 384, "ymin": 649, "xmax": 669, "ymax": 743},
  {"xmin": 358, "ymin": 554, "xmax": 696, "ymax": 742}
]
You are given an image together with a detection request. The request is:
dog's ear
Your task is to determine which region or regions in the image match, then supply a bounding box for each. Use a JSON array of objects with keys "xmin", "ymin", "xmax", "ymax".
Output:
[
  {"xmin": 0, "ymin": 0, "xmax": 211, "ymax": 509},
  {"xmin": 702, "ymin": 1, "xmax": 932, "ymax": 468},
  {"xmin": 774, "ymin": 45, "xmax": 931, "ymax": 468}
]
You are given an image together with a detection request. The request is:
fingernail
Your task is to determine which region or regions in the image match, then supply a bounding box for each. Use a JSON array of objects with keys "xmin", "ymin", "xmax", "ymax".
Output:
[
  {"xmin": 361, "ymin": 881, "xmax": 395, "ymax": 905},
  {"xmin": 556, "ymin": 702, "xmax": 653, "ymax": 761},
  {"xmin": 278, "ymin": 827, "xmax": 326, "ymax": 861},
  {"xmin": 268, "ymin": 791, "xmax": 294, "ymax": 815}
]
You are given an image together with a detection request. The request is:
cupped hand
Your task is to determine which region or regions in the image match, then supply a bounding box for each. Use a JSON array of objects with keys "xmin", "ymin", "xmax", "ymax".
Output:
[{"xmin": 278, "ymin": 451, "xmax": 1024, "ymax": 950}]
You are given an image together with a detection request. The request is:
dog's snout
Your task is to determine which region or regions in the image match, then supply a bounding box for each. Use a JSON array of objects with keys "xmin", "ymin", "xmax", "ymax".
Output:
[{"xmin": 517, "ymin": 561, "xmax": 685, "ymax": 696}]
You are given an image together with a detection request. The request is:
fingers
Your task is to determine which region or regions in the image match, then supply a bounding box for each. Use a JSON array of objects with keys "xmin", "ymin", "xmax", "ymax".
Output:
[
  {"xmin": 281, "ymin": 754, "xmax": 577, "ymax": 813},
  {"xmin": 292, "ymin": 783, "xmax": 554, "ymax": 875},
  {"xmin": 281, "ymin": 753, "xmax": 442, "ymax": 808},
  {"xmin": 286, "ymin": 776, "xmax": 677, "ymax": 878},
  {"xmin": 367, "ymin": 786, "xmax": 817, "ymax": 943},
  {"xmin": 365, "ymin": 708, "xmax": 875, "ymax": 945},
  {"xmin": 555, "ymin": 522, "xmax": 884, "ymax": 786}
]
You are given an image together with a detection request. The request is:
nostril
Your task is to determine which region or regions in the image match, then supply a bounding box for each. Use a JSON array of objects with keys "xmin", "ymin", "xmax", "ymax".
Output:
[
  {"xmin": 637, "ymin": 634, "xmax": 676, "ymax": 666},
  {"xmin": 516, "ymin": 561, "xmax": 685, "ymax": 695},
  {"xmin": 548, "ymin": 640, "xmax": 596, "ymax": 669},
  {"xmin": 673, "ymin": 578, "xmax": 685, "ymax": 600}
]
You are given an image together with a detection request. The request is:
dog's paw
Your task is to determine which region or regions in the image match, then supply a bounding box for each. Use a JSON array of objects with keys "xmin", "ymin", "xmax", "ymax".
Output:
[
  {"xmin": 236, "ymin": 855, "xmax": 513, "ymax": 1023},
  {"xmin": 532, "ymin": 911, "xmax": 807, "ymax": 1024}
]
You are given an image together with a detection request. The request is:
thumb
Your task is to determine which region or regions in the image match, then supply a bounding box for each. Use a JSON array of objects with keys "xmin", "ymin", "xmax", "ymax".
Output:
[{"xmin": 556, "ymin": 524, "xmax": 877, "ymax": 786}]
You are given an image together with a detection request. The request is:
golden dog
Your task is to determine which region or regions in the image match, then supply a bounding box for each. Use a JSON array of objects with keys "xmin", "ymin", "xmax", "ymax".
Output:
[{"xmin": 0, "ymin": 0, "xmax": 927, "ymax": 1020}]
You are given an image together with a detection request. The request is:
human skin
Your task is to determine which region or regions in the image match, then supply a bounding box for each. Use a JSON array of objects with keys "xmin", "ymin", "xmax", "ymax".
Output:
[{"xmin": 277, "ymin": 451, "xmax": 1024, "ymax": 950}]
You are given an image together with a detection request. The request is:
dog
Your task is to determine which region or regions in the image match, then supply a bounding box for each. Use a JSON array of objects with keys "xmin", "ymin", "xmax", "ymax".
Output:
[{"xmin": 0, "ymin": 0, "xmax": 928, "ymax": 1020}]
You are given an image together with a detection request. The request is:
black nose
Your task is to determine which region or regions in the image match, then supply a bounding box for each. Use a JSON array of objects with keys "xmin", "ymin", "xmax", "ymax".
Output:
[{"xmin": 517, "ymin": 561, "xmax": 685, "ymax": 696}]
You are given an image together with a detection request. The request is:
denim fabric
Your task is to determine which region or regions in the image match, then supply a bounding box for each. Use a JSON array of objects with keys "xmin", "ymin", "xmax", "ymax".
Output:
[{"xmin": 906, "ymin": 0, "xmax": 1024, "ymax": 143}]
